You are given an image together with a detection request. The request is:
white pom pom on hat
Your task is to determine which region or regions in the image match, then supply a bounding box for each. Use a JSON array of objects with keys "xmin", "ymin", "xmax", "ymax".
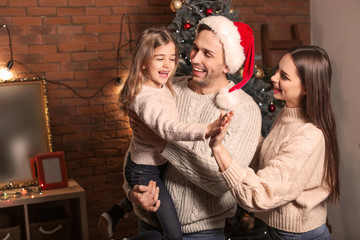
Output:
[{"xmin": 198, "ymin": 16, "xmax": 255, "ymax": 110}]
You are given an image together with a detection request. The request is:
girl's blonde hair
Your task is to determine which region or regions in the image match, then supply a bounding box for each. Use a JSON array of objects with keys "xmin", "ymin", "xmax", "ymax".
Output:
[{"xmin": 119, "ymin": 27, "xmax": 178, "ymax": 113}]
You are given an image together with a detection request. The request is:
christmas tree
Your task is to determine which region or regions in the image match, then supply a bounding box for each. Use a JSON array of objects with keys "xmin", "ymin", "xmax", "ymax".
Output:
[{"xmin": 168, "ymin": 0, "xmax": 284, "ymax": 137}]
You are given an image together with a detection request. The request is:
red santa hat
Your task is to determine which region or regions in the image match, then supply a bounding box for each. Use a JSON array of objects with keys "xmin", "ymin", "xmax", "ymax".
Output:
[{"xmin": 198, "ymin": 16, "xmax": 255, "ymax": 109}]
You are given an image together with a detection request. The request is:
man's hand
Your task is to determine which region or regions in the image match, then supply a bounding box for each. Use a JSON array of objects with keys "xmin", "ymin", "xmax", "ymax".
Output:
[{"xmin": 128, "ymin": 180, "xmax": 160, "ymax": 212}]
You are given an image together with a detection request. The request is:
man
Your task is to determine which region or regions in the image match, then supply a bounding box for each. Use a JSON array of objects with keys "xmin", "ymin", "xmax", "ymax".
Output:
[{"xmin": 128, "ymin": 15, "xmax": 262, "ymax": 239}]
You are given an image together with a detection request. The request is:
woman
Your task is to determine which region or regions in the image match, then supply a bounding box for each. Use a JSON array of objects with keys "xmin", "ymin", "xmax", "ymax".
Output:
[{"xmin": 210, "ymin": 46, "xmax": 339, "ymax": 239}]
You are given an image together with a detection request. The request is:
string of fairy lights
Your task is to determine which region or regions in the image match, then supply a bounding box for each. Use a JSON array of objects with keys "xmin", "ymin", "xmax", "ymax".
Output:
[
  {"xmin": 0, "ymin": 183, "xmax": 42, "ymax": 203},
  {"xmin": 0, "ymin": 14, "xmax": 133, "ymax": 97}
]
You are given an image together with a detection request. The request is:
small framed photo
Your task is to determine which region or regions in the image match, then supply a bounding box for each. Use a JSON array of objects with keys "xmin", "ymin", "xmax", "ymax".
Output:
[
  {"xmin": 35, "ymin": 151, "xmax": 68, "ymax": 190},
  {"xmin": 30, "ymin": 157, "xmax": 38, "ymax": 179}
]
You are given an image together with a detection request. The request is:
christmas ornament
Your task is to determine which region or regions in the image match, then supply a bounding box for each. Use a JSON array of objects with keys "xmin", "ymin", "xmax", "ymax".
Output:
[
  {"xmin": 183, "ymin": 22, "xmax": 191, "ymax": 30},
  {"xmin": 170, "ymin": 0, "xmax": 183, "ymax": 12},
  {"xmin": 205, "ymin": 8, "xmax": 214, "ymax": 16},
  {"xmin": 254, "ymin": 65, "xmax": 265, "ymax": 78},
  {"xmin": 268, "ymin": 102, "xmax": 276, "ymax": 112}
]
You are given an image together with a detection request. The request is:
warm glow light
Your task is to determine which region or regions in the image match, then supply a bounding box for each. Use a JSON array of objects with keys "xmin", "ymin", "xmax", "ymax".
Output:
[{"xmin": 0, "ymin": 67, "xmax": 12, "ymax": 81}]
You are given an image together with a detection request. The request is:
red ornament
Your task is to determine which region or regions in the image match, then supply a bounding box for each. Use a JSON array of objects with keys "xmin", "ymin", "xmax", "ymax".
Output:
[
  {"xmin": 205, "ymin": 8, "xmax": 214, "ymax": 16},
  {"xmin": 268, "ymin": 104, "xmax": 276, "ymax": 113},
  {"xmin": 183, "ymin": 22, "xmax": 191, "ymax": 30}
]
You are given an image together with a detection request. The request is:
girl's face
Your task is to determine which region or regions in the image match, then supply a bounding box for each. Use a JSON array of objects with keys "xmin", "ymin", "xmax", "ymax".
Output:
[
  {"xmin": 271, "ymin": 53, "xmax": 306, "ymax": 108},
  {"xmin": 143, "ymin": 42, "xmax": 176, "ymax": 88}
]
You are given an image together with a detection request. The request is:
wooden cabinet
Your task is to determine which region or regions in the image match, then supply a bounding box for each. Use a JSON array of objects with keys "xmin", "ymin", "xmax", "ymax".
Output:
[{"xmin": 0, "ymin": 179, "xmax": 88, "ymax": 240}]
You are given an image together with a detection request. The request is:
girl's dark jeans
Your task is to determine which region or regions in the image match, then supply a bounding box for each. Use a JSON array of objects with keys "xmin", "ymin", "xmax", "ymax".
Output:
[{"xmin": 125, "ymin": 154, "xmax": 182, "ymax": 240}]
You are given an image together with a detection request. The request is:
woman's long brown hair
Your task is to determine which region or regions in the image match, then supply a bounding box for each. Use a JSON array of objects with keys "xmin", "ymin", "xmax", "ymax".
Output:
[{"xmin": 289, "ymin": 46, "xmax": 340, "ymax": 203}]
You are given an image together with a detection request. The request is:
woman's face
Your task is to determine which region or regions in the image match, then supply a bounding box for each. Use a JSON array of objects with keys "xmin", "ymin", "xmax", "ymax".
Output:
[{"xmin": 271, "ymin": 53, "xmax": 306, "ymax": 108}]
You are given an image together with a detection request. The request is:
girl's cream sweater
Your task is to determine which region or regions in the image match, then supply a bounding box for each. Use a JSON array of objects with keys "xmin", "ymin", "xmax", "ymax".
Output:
[{"xmin": 129, "ymin": 84, "xmax": 206, "ymax": 166}]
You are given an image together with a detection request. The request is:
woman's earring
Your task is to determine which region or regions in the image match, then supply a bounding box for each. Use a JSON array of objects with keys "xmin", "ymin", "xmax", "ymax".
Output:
[{"xmin": 303, "ymin": 87, "xmax": 307, "ymax": 95}]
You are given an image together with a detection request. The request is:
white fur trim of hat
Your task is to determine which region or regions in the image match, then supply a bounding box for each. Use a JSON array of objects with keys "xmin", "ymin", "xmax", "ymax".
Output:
[{"xmin": 198, "ymin": 15, "xmax": 245, "ymax": 74}]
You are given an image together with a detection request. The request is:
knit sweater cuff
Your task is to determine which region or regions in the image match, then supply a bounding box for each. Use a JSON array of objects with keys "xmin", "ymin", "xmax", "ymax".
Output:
[{"xmin": 221, "ymin": 161, "xmax": 246, "ymax": 189}]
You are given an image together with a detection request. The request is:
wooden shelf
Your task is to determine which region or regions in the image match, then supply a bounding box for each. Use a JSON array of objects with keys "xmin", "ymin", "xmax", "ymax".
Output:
[{"xmin": 0, "ymin": 179, "xmax": 88, "ymax": 240}]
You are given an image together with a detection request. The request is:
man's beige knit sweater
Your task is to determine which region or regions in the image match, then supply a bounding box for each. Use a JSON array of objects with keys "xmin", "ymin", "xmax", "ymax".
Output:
[
  {"xmin": 129, "ymin": 76, "xmax": 262, "ymax": 234},
  {"xmin": 221, "ymin": 107, "xmax": 329, "ymax": 233}
]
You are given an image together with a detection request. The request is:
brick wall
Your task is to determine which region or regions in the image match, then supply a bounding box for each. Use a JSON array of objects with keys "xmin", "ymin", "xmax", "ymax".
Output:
[{"xmin": 0, "ymin": 1, "xmax": 309, "ymax": 239}]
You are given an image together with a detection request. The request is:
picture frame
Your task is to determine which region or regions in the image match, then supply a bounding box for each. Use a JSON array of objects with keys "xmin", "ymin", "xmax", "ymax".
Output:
[
  {"xmin": 35, "ymin": 151, "xmax": 68, "ymax": 190},
  {"xmin": 30, "ymin": 157, "xmax": 37, "ymax": 179},
  {"xmin": 0, "ymin": 77, "xmax": 53, "ymax": 187}
]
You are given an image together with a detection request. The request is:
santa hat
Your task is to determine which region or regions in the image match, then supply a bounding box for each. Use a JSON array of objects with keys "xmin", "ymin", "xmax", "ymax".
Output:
[{"xmin": 198, "ymin": 16, "xmax": 255, "ymax": 109}]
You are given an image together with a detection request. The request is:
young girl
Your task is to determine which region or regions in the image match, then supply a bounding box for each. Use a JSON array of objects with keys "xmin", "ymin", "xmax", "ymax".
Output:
[
  {"xmin": 209, "ymin": 46, "xmax": 339, "ymax": 240},
  {"xmin": 99, "ymin": 27, "xmax": 228, "ymax": 240}
]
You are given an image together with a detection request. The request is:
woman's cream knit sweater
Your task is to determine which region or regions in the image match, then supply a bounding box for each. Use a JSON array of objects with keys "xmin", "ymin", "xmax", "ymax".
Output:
[{"xmin": 222, "ymin": 107, "xmax": 329, "ymax": 233}]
